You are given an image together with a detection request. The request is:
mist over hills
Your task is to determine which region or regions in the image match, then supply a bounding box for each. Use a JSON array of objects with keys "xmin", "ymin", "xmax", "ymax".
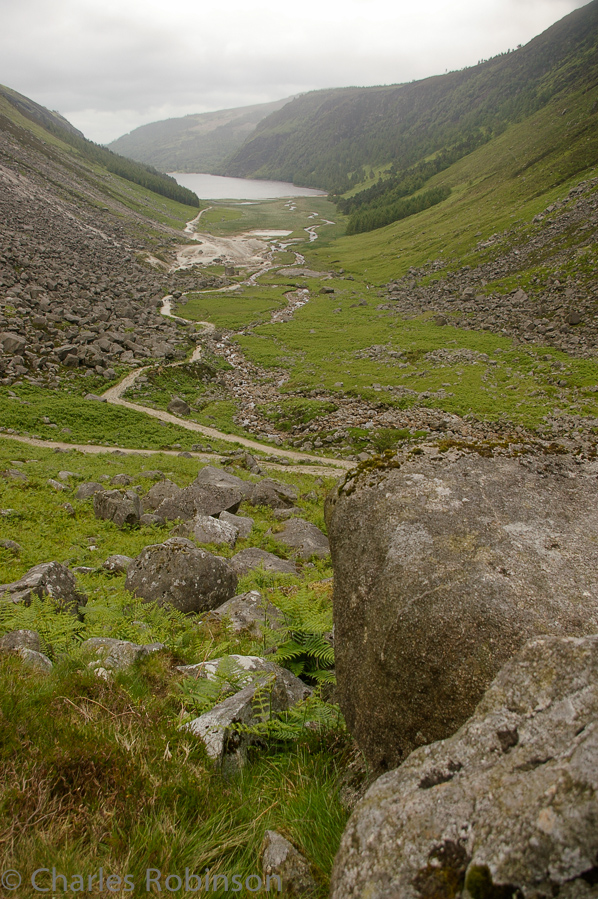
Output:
[{"xmin": 108, "ymin": 97, "xmax": 294, "ymax": 174}]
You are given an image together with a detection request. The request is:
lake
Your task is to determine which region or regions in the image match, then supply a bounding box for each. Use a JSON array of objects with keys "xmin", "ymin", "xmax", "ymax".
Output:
[{"xmin": 169, "ymin": 172, "xmax": 327, "ymax": 200}]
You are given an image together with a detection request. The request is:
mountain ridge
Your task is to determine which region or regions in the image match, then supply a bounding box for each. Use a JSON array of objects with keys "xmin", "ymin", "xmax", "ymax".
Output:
[{"xmin": 108, "ymin": 96, "xmax": 295, "ymax": 174}]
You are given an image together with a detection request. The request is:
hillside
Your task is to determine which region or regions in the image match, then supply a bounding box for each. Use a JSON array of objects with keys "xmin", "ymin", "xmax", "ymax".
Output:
[
  {"xmin": 108, "ymin": 97, "xmax": 294, "ymax": 173},
  {"xmin": 224, "ymin": 0, "xmax": 598, "ymax": 200}
]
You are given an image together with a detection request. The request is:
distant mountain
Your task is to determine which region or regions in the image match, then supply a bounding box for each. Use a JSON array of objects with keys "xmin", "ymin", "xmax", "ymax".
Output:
[
  {"xmin": 223, "ymin": 0, "xmax": 598, "ymax": 203},
  {"xmin": 108, "ymin": 97, "xmax": 294, "ymax": 173}
]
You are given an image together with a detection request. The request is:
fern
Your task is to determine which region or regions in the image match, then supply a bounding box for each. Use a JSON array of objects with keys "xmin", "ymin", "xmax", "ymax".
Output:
[{"xmin": 258, "ymin": 585, "xmax": 336, "ymax": 685}]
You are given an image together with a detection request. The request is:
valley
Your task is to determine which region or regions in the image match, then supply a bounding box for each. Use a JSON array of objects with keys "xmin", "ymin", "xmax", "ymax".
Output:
[{"xmin": 1, "ymin": 3, "xmax": 598, "ymax": 895}]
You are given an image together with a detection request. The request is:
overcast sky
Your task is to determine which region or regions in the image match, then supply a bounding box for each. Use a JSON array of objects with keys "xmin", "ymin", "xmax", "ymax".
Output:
[{"xmin": 0, "ymin": 0, "xmax": 591, "ymax": 144}]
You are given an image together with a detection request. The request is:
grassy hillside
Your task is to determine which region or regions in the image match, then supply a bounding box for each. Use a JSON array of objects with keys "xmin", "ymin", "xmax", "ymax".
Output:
[
  {"xmin": 224, "ymin": 0, "xmax": 598, "ymax": 203},
  {"xmin": 108, "ymin": 97, "xmax": 294, "ymax": 174},
  {"xmin": 0, "ymin": 84, "xmax": 199, "ymax": 209}
]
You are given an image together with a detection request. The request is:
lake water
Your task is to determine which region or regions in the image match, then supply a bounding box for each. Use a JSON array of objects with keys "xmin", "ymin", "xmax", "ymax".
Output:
[{"xmin": 169, "ymin": 172, "xmax": 326, "ymax": 200}]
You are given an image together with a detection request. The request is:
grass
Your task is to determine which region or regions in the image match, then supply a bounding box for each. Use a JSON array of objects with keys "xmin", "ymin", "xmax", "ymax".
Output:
[
  {"xmin": 0, "ymin": 384, "xmax": 242, "ymax": 453},
  {"xmin": 0, "ymin": 443, "xmax": 346, "ymax": 896},
  {"xmin": 179, "ymin": 285, "xmax": 290, "ymax": 330},
  {"xmin": 194, "ymin": 197, "xmax": 343, "ymax": 244},
  {"xmin": 230, "ymin": 283, "xmax": 598, "ymax": 432}
]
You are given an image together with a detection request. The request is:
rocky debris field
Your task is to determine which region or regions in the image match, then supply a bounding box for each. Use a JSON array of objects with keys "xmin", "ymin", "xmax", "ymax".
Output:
[{"xmin": 382, "ymin": 178, "xmax": 598, "ymax": 359}]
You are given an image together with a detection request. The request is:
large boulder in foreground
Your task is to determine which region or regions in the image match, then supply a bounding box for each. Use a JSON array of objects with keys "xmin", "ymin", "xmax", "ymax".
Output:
[
  {"xmin": 327, "ymin": 451, "xmax": 598, "ymax": 771},
  {"xmin": 125, "ymin": 538, "xmax": 237, "ymax": 613},
  {"xmin": 331, "ymin": 634, "xmax": 598, "ymax": 899},
  {"xmin": 0, "ymin": 562, "xmax": 87, "ymax": 613}
]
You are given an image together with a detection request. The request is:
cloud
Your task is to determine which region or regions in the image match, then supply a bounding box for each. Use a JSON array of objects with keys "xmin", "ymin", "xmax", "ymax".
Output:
[{"xmin": 0, "ymin": 0, "xmax": 590, "ymax": 143}]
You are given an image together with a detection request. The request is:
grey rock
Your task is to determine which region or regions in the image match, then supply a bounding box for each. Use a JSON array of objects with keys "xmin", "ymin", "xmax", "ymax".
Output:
[
  {"xmin": 62, "ymin": 502, "xmax": 76, "ymax": 517},
  {"xmin": 331, "ymin": 635, "xmax": 598, "ymax": 899},
  {"xmin": 84, "ymin": 393, "xmax": 107, "ymax": 402},
  {"xmin": 2, "ymin": 468, "xmax": 28, "ymax": 482},
  {"xmin": 206, "ymin": 590, "xmax": 283, "ymax": 637},
  {"xmin": 142, "ymin": 478, "xmax": 181, "ymax": 512},
  {"xmin": 154, "ymin": 483, "xmax": 242, "ymax": 522},
  {"xmin": 219, "ymin": 510, "xmax": 253, "ymax": 539},
  {"xmin": 270, "ymin": 518, "xmax": 330, "ymax": 559},
  {"xmin": 81, "ymin": 637, "xmax": 164, "ymax": 671},
  {"xmin": 0, "ymin": 562, "xmax": 87, "ymax": 613},
  {"xmin": 57, "ymin": 471, "xmax": 81, "ymax": 482},
  {"xmin": 0, "ymin": 629, "xmax": 41, "ymax": 652},
  {"xmin": 248, "ymin": 478, "xmax": 298, "ymax": 510},
  {"xmin": 125, "ymin": 539, "xmax": 237, "ymax": 613},
  {"xmin": 75, "ymin": 481, "xmax": 104, "ymax": 500},
  {"xmin": 94, "ymin": 489, "xmax": 141, "ymax": 528},
  {"xmin": 139, "ymin": 469, "xmax": 165, "ymax": 481},
  {"xmin": 139, "ymin": 513, "xmax": 164, "ymax": 527},
  {"xmin": 13, "ymin": 647, "xmax": 53, "ymax": 672},
  {"xmin": 0, "ymin": 332, "xmax": 27, "ymax": 354},
  {"xmin": 0, "ymin": 539, "xmax": 21, "ymax": 554},
  {"xmin": 102, "ymin": 554, "xmax": 133, "ymax": 574},
  {"xmin": 327, "ymin": 453, "xmax": 598, "ymax": 771},
  {"xmin": 110, "ymin": 473, "xmax": 133, "ymax": 486},
  {"xmin": 178, "ymin": 654, "xmax": 311, "ymax": 705},
  {"xmin": 47, "ymin": 478, "xmax": 68, "ymax": 492},
  {"xmin": 172, "ymin": 514, "xmax": 239, "ymax": 547},
  {"xmin": 182, "ymin": 657, "xmax": 310, "ymax": 772},
  {"xmin": 229, "ymin": 547, "xmax": 297, "ymax": 577},
  {"xmin": 167, "ymin": 396, "xmax": 191, "ymax": 416},
  {"xmin": 194, "ymin": 465, "xmax": 255, "ymax": 498},
  {"xmin": 261, "ymin": 830, "xmax": 317, "ymax": 897}
]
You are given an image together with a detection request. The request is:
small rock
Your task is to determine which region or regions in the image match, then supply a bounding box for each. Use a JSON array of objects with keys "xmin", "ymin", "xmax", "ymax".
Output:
[
  {"xmin": 167, "ymin": 397, "xmax": 191, "ymax": 416},
  {"xmin": 0, "ymin": 562, "xmax": 87, "ymax": 613},
  {"xmin": 229, "ymin": 548, "xmax": 297, "ymax": 577},
  {"xmin": 172, "ymin": 514, "xmax": 239, "ymax": 548},
  {"xmin": 94, "ymin": 489, "xmax": 141, "ymax": 528},
  {"xmin": 219, "ymin": 510, "xmax": 254, "ymax": 539},
  {"xmin": 75, "ymin": 481, "xmax": 104, "ymax": 500},
  {"xmin": 206, "ymin": 591, "xmax": 283, "ymax": 637},
  {"xmin": 81, "ymin": 637, "xmax": 164, "ymax": 671},
  {"xmin": 0, "ymin": 539, "xmax": 21, "ymax": 554},
  {"xmin": 102, "ymin": 554, "xmax": 133, "ymax": 574},
  {"xmin": 270, "ymin": 518, "xmax": 330, "ymax": 559},
  {"xmin": 261, "ymin": 830, "xmax": 317, "ymax": 897},
  {"xmin": 47, "ymin": 478, "xmax": 68, "ymax": 492}
]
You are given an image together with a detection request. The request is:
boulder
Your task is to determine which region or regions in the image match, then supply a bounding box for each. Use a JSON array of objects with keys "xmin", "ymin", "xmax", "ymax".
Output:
[
  {"xmin": 102, "ymin": 554, "xmax": 133, "ymax": 574},
  {"xmin": 248, "ymin": 478, "xmax": 298, "ymax": 510},
  {"xmin": 331, "ymin": 634, "xmax": 598, "ymax": 899},
  {"xmin": 261, "ymin": 831, "xmax": 317, "ymax": 897},
  {"xmin": 75, "ymin": 481, "xmax": 104, "ymax": 500},
  {"xmin": 327, "ymin": 453, "xmax": 598, "ymax": 771},
  {"xmin": 125, "ymin": 538, "xmax": 237, "ymax": 613},
  {"xmin": 94, "ymin": 489, "xmax": 142, "ymax": 528},
  {"xmin": 206, "ymin": 590, "xmax": 283, "ymax": 637},
  {"xmin": 194, "ymin": 465, "xmax": 255, "ymax": 498},
  {"xmin": 0, "ymin": 562, "xmax": 87, "ymax": 613},
  {"xmin": 172, "ymin": 513, "xmax": 239, "ymax": 547},
  {"xmin": 229, "ymin": 547, "xmax": 297, "ymax": 577},
  {"xmin": 270, "ymin": 518, "xmax": 330, "ymax": 559},
  {"xmin": 167, "ymin": 396, "xmax": 191, "ymax": 416},
  {"xmin": 219, "ymin": 510, "xmax": 254, "ymax": 539},
  {"xmin": 142, "ymin": 478, "xmax": 181, "ymax": 512},
  {"xmin": 81, "ymin": 637, "xmax": 164, "ymax": 672},
  {"xmin": 153, "ymin": 483, "xmax": 242, "ymax": 522}
]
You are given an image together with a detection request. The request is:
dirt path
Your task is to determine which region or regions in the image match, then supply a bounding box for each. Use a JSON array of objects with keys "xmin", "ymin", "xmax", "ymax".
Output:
[{"xmin": 0, "ymin": 433, "xmax": 349, "ymax": 478}]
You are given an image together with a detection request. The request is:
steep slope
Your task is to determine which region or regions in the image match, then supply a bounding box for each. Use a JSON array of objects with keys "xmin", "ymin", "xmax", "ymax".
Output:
[
  {"xmin": 0, "ymin": 85, "xmax": 205, "ymax": 391},
  {"xmin": 224, "ymin": 0, "xmax": 598, "ymax": 194},
  {"xmin": 108, "ymin": 97, "xmax": 294, "ymax": 174}
]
